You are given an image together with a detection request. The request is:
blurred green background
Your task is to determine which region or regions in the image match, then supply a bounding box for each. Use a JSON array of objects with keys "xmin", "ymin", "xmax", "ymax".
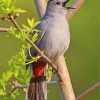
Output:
[{"xmin": 0, "ymin": 0, "xmax": 100, "ymax": 100}]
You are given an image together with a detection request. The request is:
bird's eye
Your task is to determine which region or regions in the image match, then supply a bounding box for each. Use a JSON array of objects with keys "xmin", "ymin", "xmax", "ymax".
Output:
[{"xmin": 56, "ymin": 2, "xmax": 60, "ymax": 5}]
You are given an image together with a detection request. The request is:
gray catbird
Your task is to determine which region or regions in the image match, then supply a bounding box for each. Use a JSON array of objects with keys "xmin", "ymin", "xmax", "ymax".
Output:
[{"xmin": 27, "ymin": 0, "xmax": 71, "ymax": 100}]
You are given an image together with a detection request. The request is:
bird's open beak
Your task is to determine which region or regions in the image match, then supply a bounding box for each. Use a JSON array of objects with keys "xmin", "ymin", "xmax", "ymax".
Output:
[
  {"xmin": 62, "ymin": 0, "xmax": 76, "ymax": 9},
  {"xmin": 62, "ymin": 0, "xmax": 69, "ymax": 7},
  {"xmin": 66, "ymin": 7, "xmax": 76, "ymax": 9}
]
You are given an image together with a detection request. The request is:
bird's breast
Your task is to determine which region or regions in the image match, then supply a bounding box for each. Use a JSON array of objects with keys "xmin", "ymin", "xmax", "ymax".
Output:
[{"xmin": 39, "ymin": 16, "xmax": 70, "ymax": 60}]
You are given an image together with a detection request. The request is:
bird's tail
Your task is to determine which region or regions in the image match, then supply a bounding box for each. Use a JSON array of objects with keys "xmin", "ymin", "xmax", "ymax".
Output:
[{"xmin": 27, "ymin": 61, "xmax": 46, "ymax": 100}]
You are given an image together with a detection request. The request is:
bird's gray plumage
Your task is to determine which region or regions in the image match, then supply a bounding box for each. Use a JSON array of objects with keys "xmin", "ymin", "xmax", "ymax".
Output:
[
  {"xmin": 30, "ymin": 0, "xmax": 70, "ymax": 61},
  {"xmin": 26, "ymin": 1, "xmax": 71, "ymax": 100}
]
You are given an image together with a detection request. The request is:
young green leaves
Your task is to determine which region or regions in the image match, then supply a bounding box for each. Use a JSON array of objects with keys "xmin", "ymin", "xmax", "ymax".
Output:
[
  {"xmin": 0, "ymin": 0, "xmax": 26, "ymax": 16},
  {"xmin": 22, "ymin": 18, "xmax": 40, "ymax": 32}
]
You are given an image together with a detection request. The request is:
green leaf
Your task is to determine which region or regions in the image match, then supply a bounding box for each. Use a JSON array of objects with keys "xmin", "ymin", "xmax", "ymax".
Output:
[
  {"xmin": 31, "ymin": 32, "xmax": 38, "ymax": 43},
  {"xmin": 0, "ymin": 0, "xmax": 16, "ymax": 8},
  {"xmin": 0, "ymin": 0, "xmax": 26, "ymax": 15},
  {"xmin": 3, "ymin": 73, "xmax": 6, "ymax": 81},
  {"xmin": 22, "ymin": 24, "xmax": 30, "ymax": 31},
  {"xmin": 14, "ymin": 69, "xmax": 19, "ymax": 78},
  {"xmin": 0, "ymin": 79, "xmax": 5, "ymax": 87},
  {"xmin": 11, "ymin": 94, "xmax": 16, "ymax": 99},
  {"xmin": 17, "ymin": 78, "xmax": 24, "ymax": 83},
  {"xmin": 9, "ymin": 0, "xmax": 16, "ymax": 7},
  {"xmin": 6, "ymin": 0, "xmax": 12, "ymax": 7},
  {"xmin": 0, "ymin": 0, "xmax": 5, "ymax": 7},
  {"xmin": 33, "ymin": 29, "xmax": 41, "ymax": 32},
  {"xmin": 8, "ymin": 27, "xmax": 29, "ymax": 42},
  {"xmin": 0, "ymin": 78, "xmax": 5, "ymax": 91},
  {"xmin": 27, "ymin": 18, "xmax": 33, "ymax": 27},
  {"xmin": 0, "ymin": 89, "xmax": 6, "ymax": 96},
  {"xmin": 20, "ymin": 69, "xmax": 25, "ymax": 76},
  {"xmin": 5, "ymin": 70, "xmax": 13, "ymax": 82},
  {"xmin": 32, "ymin": 21, "xmax": 40, "ymax": 28},
  {"xmin": 14, "ymin": 8, "xmax": 26, "ymax": 13},
  {"xmin": 46, "ymin": 67, "xmax": 54, "ymax": 80}
]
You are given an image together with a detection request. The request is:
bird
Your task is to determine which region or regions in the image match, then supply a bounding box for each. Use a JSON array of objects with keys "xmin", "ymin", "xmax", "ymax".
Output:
[{"xmin": 27, "ymin": 0, "xmax": 71, "ymax": 100}]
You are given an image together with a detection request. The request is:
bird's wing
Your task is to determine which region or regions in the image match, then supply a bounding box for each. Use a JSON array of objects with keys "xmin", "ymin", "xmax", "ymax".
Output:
[{"xmin": 29, "ymin": 20, "xmax": 48, "ymax": 57}]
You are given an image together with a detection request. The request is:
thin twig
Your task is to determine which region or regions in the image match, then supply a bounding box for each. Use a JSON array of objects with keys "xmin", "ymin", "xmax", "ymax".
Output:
[
  {"xmin": 0, "ymin": 13, "xmax": 19, "ymax": 20},
  {"xmin": 34, "ymin": 0, "xmax": 47, "ymax": 19},
  {"xmin": 9, "ymin": 15, "xmax": 21, "ymax": 31},
  {"xmin": 8, "ymin": 81, "xmax": 28, "ymax": 96},
  {"xmin": 76, "ymin": 82, "xmax": 100, "ymax": 100},
  {"xmin": 0, "ymin": 27, "xmax": 28, "ymax": 32},
  {"xmin": 8, "ymin": 85, "xmax": 28, "ymax": 95},
  {"xmin": 0, "ymin": 28, "xmax": 9, "ymax": 32},
  {"xmin": 47, "ymin": 81, "xmax": 57, "ymax": 85}
]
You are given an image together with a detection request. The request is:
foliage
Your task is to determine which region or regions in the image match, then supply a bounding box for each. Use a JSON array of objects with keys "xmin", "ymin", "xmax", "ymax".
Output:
[
  {"xmin": 46, "ymin": 67, "xmax": 55, "ymax": 81},
  {"xmin": 0, "ymin": 23, "xmax": 37, "ymax": 99},
  {"xmin": 0, "ymin": 0, "xmax": 26, "ymax": 16},
  {"xmin": 0, "ymin": 0, "xmax": 39, "ymax": 99}
]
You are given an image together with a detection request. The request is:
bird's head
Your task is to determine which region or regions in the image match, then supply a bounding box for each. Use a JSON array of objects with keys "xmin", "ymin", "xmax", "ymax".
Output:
[
  {"xmin": 44, "ymin": 0, "xmax": 75, "ymax": 17},
  {"xmin": 48, "ymin": 0, "xmax": 69, "ymax": 8},
  {"xmin": 45, "ymin": 0, "xmax": 75, "ymax": 16}
]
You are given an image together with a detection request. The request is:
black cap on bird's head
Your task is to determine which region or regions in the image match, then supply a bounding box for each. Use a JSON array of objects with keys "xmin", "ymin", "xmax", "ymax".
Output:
[
  {"xmin": 49, "ymin": 0, "xmax": 75, "ymax": 9},
  {"xmin": 62, "ymin": 0, "xmax": 70, "ymax": 7}
]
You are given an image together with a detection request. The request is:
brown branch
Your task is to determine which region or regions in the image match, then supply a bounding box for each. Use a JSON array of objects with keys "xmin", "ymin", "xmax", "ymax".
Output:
[
  {"xmin": 67, "ymin": 0, "xmax": 85, "ymax": 22},
  {"xmin": 34, "ymin": 0, "xmax": 47, "ymax": 19},
  {"xmin": 76, "ymin": 82, "xmax": 100, "ymax": 100},
  {"xmin": 9, "ymin": 15, "xmax": 21, "ymax": 31},
  {"xmin": 0, "ymin": 13, "xmax": 19, "ymax": 21},
  {"xmin": 0, "ymin": 28, "xmax": 9, "ymax": 32},
  {"xmin": 55, "ymin": 55, "xmax": 75, "ymax": 100}
]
